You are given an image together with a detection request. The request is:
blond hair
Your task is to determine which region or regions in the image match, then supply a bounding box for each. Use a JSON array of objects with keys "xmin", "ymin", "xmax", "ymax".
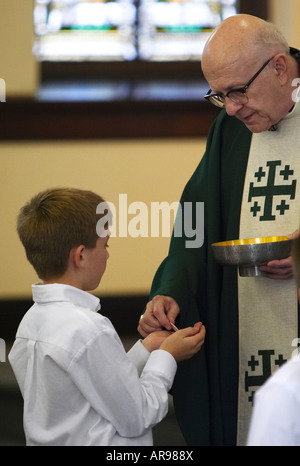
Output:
[{"xmin": 17, "ymin": 187, "xmax": 106, "ymax": 280}]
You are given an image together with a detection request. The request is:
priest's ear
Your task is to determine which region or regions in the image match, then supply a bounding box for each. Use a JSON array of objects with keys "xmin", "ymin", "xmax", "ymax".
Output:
[{"xmin": 272, "ymin": 54, "xmax": 289, "ymax": 86}]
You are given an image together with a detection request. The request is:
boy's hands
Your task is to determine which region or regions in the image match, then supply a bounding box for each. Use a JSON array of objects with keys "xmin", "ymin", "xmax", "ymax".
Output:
[
  {"xmin": 160, "ymin": 323, "xmax": 205, "ymax": 362},
  {"xmin": 142, "ymin": 323, "xmax": 206, "ymax": 362},
  {"xmin": 142, "ymin": 330, "xmax": 173, "ymax": 353}
]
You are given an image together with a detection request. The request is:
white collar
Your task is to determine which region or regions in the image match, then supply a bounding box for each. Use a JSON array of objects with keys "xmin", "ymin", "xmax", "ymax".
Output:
[
  {"xmin": 32, "ymin": 283, "xmax": 101, "ymax": 313},
  {"xmin": 284, "ymin": 94, "xmax": 300, "ymax": 121},
  {"xmin": 269, "ymin": 93, "xmax": 300, "ymax": 131}
]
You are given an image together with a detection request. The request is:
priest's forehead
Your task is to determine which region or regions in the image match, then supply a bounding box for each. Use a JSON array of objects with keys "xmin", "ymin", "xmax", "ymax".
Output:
[{"xmin": 203, "ymin": 52, "xmax": 264, "ymax": 95}]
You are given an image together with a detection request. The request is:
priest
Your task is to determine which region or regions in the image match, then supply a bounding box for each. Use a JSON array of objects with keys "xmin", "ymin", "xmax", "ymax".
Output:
[{"xmin": 138, "ymin": 15, "xmax": 300, "ymax": 446}]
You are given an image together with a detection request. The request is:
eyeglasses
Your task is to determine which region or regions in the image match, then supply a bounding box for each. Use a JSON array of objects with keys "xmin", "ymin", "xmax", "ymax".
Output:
[{"xmin": 204, "ymin": 56, "xmax": 275, "ymax": 108}]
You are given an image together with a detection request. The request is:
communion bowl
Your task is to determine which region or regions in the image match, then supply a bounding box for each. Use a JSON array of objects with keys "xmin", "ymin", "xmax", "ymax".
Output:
[{"xmin": 211, "ymin": 236, "xmax": 292, "ymax": 277}]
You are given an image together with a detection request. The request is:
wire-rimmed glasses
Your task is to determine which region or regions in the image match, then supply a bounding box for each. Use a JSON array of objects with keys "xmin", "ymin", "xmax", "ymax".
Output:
[{"xmin": 204, "ymin": 56, "xmax": 275, "ymax": 108}]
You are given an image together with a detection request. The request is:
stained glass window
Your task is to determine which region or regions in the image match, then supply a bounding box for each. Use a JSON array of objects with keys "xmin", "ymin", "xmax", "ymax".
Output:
[
  {"xmin": 33, "ymin": 0, "xmax": 137, "ymax": 61},
  {"xmin": 138, "ymin": 0, "xmax": 238, "ymax": 61},
  {"xmin": 33, "ymin": 0, "xmax": 239, "ymax": 62}
]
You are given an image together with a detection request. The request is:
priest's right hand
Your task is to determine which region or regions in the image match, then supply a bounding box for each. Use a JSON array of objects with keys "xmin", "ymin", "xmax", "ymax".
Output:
[{"xmin": 138, "ymin": 295, "xmax": 180, "ymax": 338}]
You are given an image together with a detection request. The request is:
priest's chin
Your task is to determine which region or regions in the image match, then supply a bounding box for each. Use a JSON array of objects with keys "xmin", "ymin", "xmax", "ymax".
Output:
[{"xmin": 239, "ymin": 114, "xmax": 278, "ymax": 134}]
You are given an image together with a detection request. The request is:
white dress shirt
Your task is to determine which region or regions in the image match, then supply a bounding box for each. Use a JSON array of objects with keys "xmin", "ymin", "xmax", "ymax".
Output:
[
  {"xmin": 247, "ymin": 353, "xmax": 300, "ymax": 446},
  {"xmin": 8, "ymin": 284, "xmax": 177, "ymax": 446}
]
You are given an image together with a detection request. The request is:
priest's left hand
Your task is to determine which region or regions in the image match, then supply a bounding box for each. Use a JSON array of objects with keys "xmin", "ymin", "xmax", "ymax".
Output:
[
  {"xmin": 259, "ymin": 230, "xmax": 300, "ymax": 280},
  {"xmin": 259, "ymin": 257, "xmax": 294, "ymax": 280}
]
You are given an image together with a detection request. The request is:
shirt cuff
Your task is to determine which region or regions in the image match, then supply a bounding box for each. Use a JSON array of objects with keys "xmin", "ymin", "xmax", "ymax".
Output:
[
  {"xmin": 143, "ymin": 349, "xmax": 177, "ymax": 387},
  {"xmin": 127, "ymin": 340, "xmax": 150, "ymax": 376}
]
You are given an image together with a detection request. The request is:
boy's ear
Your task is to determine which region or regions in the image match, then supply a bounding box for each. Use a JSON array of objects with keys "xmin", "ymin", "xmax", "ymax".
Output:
[{"xmin": 71, "ymin": 245, "xmax": 85, "ymax": 268}]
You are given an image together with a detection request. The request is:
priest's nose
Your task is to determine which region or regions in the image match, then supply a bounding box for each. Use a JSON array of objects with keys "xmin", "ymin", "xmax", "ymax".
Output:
[{"xmin": 224, "ymin": 98, "xmax": 244, "ymax": 117}]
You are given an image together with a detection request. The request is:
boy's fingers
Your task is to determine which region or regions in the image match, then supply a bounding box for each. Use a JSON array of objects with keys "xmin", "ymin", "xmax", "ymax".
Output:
[{"xmin": 179, "ymin": 322, "xmax": 203, "ymax": 337}]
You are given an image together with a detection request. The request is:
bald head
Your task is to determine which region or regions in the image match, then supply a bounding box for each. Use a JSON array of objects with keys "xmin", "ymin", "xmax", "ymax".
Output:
[
  {"xmin": 201, "ymin": 15, "xmax": 299, "ymax": 133},
  {"xmin": 202, "ymin": 15, "xmax": 289, "ymax": 79}
]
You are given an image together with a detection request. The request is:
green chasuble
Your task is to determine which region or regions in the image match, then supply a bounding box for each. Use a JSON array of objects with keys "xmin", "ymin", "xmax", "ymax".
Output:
[{"xmin": 150, "ymin": 110, "xmax": 253, "ymax": 445}]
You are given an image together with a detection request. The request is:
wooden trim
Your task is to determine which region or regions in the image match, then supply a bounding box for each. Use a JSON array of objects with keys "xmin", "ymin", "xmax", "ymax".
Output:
[
  {"xmin": 0, "ymin": 98, "xmax": 219, "ymax": 140},
  {"xmin": 240, "ymin": 0, "xmax": 269, "ymax": 20},
  {"xmin": 41, "ymin": 61, "xmax": 205, "ymax": 82}
]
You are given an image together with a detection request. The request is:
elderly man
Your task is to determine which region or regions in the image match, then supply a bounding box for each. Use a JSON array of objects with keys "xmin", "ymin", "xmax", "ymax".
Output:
[{"xmin": 138, "ymin": 15, "xmax": 300, "ymax": 446}]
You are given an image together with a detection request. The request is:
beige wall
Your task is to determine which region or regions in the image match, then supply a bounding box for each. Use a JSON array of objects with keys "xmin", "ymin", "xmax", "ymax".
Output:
[
  {"xmin": 270, "ymin": 0, "xmax": 300, "ymax": 49},
  {"xmin": 1, "ymin": 0, "xmax": 300, "ymax": 299},
  {"xmin": 0, "ymin": 0, "xmax": 38, "ymax": 96},
  {"xmin": 1, "ymin": 140, "xmax": 205, "ymax": 298}
]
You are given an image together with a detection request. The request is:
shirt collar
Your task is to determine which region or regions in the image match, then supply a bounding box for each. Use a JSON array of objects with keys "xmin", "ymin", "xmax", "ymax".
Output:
[
  {"xmin": 284, "ymin": 95, "xmax": 300, "ymax": 121},
  {"xmin": 272, "ymin": 89, "xmax": 300, "ymax": 131},
  {"xmin": 32, "ymin": 283, "xmax": 101, "ymax": 313}
]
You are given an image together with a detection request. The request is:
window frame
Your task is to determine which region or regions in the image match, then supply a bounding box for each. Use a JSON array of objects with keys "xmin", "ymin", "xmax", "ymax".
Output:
[
  {"xmin": 39, "ymin": 0, "xmax": 269, "ymax": 83},
  {"xmin": 0, "ymin": 0, "xmax": 269, "ymax": 141}
]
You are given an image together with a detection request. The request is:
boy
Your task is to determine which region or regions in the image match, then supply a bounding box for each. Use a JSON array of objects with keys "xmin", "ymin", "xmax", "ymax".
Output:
[{"xmin": 9, "ymin": 187, "xmax": 205, "ymax": 446}]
